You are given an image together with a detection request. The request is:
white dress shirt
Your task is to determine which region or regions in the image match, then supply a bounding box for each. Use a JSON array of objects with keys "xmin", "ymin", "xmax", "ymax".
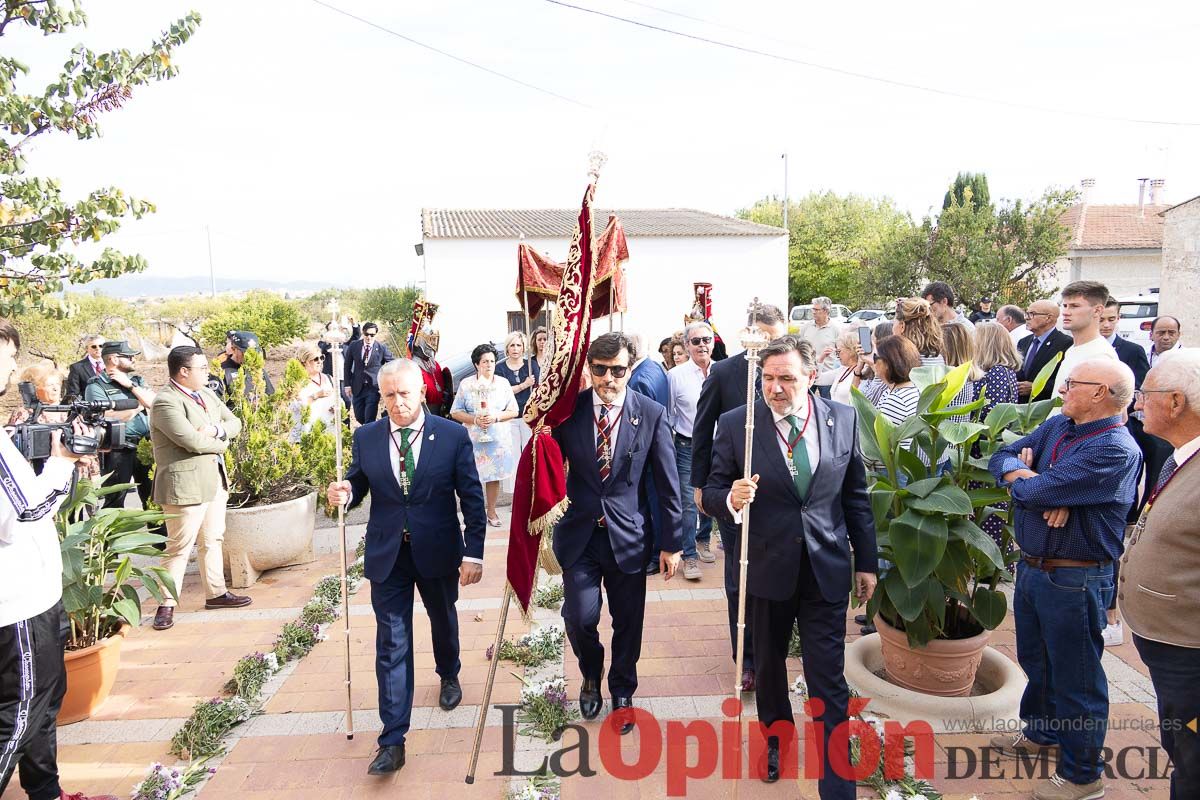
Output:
[
  {"xmin": 0, "ymin": 432, "xmax": 75, "ymax": 626},
  {"xmin": 1008, "ymin": 324, "xmax": 1030, "ymax": 347},
  {"xmin": 667, "ymin": 359, "xmax": 708, "ymax": 437},
  {"xmin": 728, "ymin": 398, "xmax": 822, "ymax": 521},
  {"xmin": 1174, "ymin": 434, "xmax": 1200, "ymax": 469}
]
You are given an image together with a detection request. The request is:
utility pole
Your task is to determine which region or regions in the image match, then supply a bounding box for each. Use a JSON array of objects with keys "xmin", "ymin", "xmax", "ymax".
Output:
[
  {"xmin": 206, "ymin": 225, "xmax": 216, "ymax": 297},
  {"xmin": 781, "ymin": 153, "xmax": 788, "ymax": 231}
]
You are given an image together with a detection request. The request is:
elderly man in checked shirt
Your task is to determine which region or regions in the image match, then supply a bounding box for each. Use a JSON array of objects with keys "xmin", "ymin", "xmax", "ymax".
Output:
[{"xmin": 987, "ymin": 358, "xmax": 1142, "ymax": 800}]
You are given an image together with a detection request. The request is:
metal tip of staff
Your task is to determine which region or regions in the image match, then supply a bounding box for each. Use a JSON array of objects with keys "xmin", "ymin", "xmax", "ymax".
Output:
[{"xmin": 465, "ymin": 776, "xmax": 475, "ymax": 784}]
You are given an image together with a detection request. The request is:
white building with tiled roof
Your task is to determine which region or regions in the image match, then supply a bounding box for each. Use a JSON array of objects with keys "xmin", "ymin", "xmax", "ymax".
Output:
[{"xmin": 420, "ymin": 208, "xmax": 788, "ymax": 359}]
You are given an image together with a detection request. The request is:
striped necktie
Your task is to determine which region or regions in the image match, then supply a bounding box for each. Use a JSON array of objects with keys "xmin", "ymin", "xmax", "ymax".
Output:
[{"xmin": 596, "ymin": 404, "xmax": 613, "ymax": 480}]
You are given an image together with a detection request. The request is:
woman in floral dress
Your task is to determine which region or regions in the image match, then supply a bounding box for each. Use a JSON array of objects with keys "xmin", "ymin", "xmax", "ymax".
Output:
[{"xmin": 451, "ymin": 343, "xmax": 518, "ymax": 526}]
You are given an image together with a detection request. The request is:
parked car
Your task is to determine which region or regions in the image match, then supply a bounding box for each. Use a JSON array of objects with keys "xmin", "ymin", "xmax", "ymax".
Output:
[
  {"xmin": 846, "ymin": 309, "xmax": 893, "ymax": 329},
  {"xmin": 1115, "ymin": 291, "xmax": 1159, "ymax": 350},
  {"xmin": 788, "ymin": 303, "xmax": 852, "ymax": 334}
]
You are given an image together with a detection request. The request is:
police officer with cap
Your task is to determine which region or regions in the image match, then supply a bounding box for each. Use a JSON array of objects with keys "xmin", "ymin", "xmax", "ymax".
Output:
[
  {"xmin": 84, "ymin": 340, "xmax": 158, "ymax": 514},
  {"xmin": 220, "ymin": 330, "xmax": 275, "ymax": 403}
]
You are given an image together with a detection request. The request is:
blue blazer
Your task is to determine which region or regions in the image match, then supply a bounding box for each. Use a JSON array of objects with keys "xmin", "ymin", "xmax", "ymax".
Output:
[
  {"xmin": 628, "ymin": 358, "xmax": 669, "ymax": 408},
  {"xmin": 343, "ymin": 338, "xmax": 394, "ymax": 395},
  {"xmin": 702, "ymin": 397, "xmax": 877, "ymax": 604},
  {"xmin": 551, "ymin": 389, "xmax": 683, "ymax": 573},
  {"xmin": 347, "ymin": 414, "xmax": 487, "ymax": 582}
]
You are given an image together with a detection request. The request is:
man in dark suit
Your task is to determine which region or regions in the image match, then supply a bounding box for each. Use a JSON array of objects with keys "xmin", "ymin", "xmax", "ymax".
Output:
[
  {"xmin": 552, "ymin": 332, "xmax": 682, "ymax": 734},
  {"xmin": 63, "ymin": 334, "xmax": 105, "ymax": 400},
  {"xmin": 704, "ymin": 335, "xmax": 876, "ymax": 797},
  {"xmin": 343, "ymin": 321, "xmax": 394, "ymax": 424},
  {"xmin": 690, "ymin": 302, "xmax": 789, "ymax": 691},
  {"xmin": 1017, "ymin": 299, "xmax": 1073, "ymax": 402},
  {"xmin": 626, "ymin": 333, "xmax": 670, "ymax": 567},
  {"xmin": 327, "ymin": 359, "xmax": 486, "ymax": 776}
]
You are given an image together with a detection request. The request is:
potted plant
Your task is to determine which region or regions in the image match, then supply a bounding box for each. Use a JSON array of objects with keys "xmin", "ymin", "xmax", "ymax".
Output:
[
  {"xmin": 217, "ymin": 347, "xmax": 347, "ymax": 587},
  {"xmin": 851, "ymin": 356, "xmax": 1061, "ymax": 696},
  {"xmin": 56, "ymin": 476, "xmax": 175, "ymax": 723}
]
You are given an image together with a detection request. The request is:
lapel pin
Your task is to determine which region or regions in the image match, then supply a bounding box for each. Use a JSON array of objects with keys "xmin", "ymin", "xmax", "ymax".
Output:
[
  {"xmin": 428, "ymin": 433, "xmax": 435, "ymax": 440},
  {"xmin": 826, "ymin": 417, "xmax": 833, "ymax": 427},
  {"xmin": 630, "ymin": 416, "xmax": 640, "ymax": 426}
]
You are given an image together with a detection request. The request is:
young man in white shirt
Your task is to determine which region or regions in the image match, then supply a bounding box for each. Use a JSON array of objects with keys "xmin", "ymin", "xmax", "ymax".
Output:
[
  {"xmin": 0, "ymin": 320, "xmax": 117, "ymax": 800},
  {"xmin": 667, "ymin": 322, "xmax": 716, "ymax": 579},
  {"xmin": 1051, "ymin": 281, "xmax": 1119, "ymax": 410}
]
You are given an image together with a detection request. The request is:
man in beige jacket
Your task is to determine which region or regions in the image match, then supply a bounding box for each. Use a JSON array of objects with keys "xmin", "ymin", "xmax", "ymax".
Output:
[
  {"xmin": 149, "ymin": 345, "xmax": 250, "ymax": 631},
  {"xmin": 1120, "ymin": 347, "xmax": 1200, "ymax": 800}
]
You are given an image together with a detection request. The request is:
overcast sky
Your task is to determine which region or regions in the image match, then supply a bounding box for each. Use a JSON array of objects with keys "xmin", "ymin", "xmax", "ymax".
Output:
[{"xmin": 8, "ymin": 0, "xmax": 1198, "ymax": 287}]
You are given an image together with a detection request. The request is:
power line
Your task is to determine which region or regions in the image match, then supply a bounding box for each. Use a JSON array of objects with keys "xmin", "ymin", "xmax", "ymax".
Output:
[
  {"xmin": 545, "ymin": 0, "xmax": 1200, "ymax": 128},
  {"xmin": 308, "ymin": 0, "xmax": 593, "ymax": 109}
]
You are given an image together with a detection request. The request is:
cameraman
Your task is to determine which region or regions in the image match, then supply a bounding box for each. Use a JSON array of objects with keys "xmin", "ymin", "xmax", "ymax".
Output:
[
  {"xmin": 83, "ymin": 341, "xmax": 156, "ymax": 512},
  {"xmin": 0, "ymin": 320, "xmax": 116, "ymax": 800}
]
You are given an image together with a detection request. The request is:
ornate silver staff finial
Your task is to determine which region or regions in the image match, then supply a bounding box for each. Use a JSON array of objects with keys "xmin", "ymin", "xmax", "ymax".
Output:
[
  {"xmin": 740, "ymin": 296, "xmax": 768, "ymax": 353},
  {"xmin": 323, "ymin": 299, "xmax": 348, "ymax": 346},
  {"xmin": 587, "ymin": 150, "xmax": 608, "ymax": 180}
]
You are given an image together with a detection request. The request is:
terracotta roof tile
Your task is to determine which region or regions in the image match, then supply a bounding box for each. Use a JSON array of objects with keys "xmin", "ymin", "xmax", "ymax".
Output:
[
  {"xmin": 421, "ymin": 208, "xmax": 786, "ymax": 239},
  {"xmin": 1062, "ymin": 203, "xmax": 1168, "ymax": 251}
]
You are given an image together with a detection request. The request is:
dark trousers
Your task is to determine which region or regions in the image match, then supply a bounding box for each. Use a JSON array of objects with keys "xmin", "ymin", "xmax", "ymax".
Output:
[
  {"xmin": 718, "ymin": 518, "xmax": 754, "ymax": 671},
  {"xmin": 750, "ymin": 549, "xmax": 851, "ymax": 800},
  {"xmin": 1134, "ymin": 634, "xmax": 1200, "ymax": 800},
  {"xmin": 561, "ymin": 526, "xmax": 647, "ymax": 698},
  {"xmin": 370, "ymin": 542, "xmax": 461, "ymax": 747},
  {"xmin": 0, "ymin": 602, "xmax": 68, "ymax": 800},
  {"xmin": 352, "ymin": 387, "xmax": 381, "ymax": 425},
  {"xmin": 1013, "ymin": 562, "xmax": 1112, "ymax": 784}
]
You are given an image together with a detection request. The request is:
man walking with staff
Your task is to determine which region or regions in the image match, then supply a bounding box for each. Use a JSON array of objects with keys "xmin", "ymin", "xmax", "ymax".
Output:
[
  {"xmin": 704, "ymin": 335, "xmax": 876, "ymax": 797},
  {"xmin": 327, "ymin": 359, "xmax": 487, "ymax": 776}
]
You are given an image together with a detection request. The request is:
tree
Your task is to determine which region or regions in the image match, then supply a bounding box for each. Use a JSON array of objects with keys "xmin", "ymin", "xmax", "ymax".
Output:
[
  {"xmin": 295, "ymin": 287, "xmax": 364, "ymax": 327},
  {"xmin": 0, "ymin": 3, "xmax": 201, "ymax": 316},
  {"xmin": 14, "ymin": 292, "xmax": 145, "ymax": 364},
  {"xmin": 922, "ymin": 186, "xmax": 1076, "ymax": 309},
  {"xmin": 739, "ymin": 192, "xmax": 920, "ymax": 308},
  {"xmin": 358, "ymin": 285, "xmax": 421, "ymax": 336},
  {"xmin": 198, "ymin": 291, "xmax": 307, "ymax": 353},
  {"xmin": 148, "ymin": 295, "xmax": 228, "ymax": 347},
  {"xmin": 943, "ymin": 172, "xmax": 991, "ymax": 212}
]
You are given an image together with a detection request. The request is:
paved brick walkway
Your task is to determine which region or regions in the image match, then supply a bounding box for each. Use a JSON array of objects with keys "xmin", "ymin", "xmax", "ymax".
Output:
[{"xmin": 6, "ymin": 508, "xmax": 1172, "ymax": 800}]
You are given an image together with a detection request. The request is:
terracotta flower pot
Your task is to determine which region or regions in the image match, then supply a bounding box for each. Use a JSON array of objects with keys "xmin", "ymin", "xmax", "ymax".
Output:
[
  {"xmin": 874, "ymin": 614, "xmax": 989, "ymax": 698},
  {"xmin": 57, "ymin": 625, "xmax": 128, "ymax": 725}
]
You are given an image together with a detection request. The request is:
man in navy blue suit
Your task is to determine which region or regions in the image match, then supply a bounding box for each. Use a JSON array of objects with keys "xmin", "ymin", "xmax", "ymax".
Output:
[
  {"xmin": 327, "ymin": 359, "xmax": 486, "ymax": 776},
  {"xmin": 704, "ymin": 336, "xmax": 876, "ymax": 796},
  {"xmin": 343, "ymin": 321, "xmax": 394, "ymax": 424},
  {"xmin": 552, "ymin": 332, "xmax": 683, "ymax": 734},
  {"xmin": 626, "ymin": 332, "xmax": 670, "ymax": 569}
]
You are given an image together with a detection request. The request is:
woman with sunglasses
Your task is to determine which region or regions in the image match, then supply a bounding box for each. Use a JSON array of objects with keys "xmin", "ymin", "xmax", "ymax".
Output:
[
  {"xmin": 451, "ymin": 343, "xmax": 519, "ymax": 527},
  {"xmin": 291, "ymin": 344, "xmax": 337, "ymax": 441}
]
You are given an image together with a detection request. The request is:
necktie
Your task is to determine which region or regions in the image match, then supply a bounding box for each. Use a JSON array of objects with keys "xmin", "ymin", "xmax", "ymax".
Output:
[
  {"xmin": 93, "ymin": 361, "xmax": 102, "ymax": 375},
  {"xmin": 399, "ymin": 428, "xmax": 416, "ymax": 492},
  {"xmin": 191, "ymin": 391, "xmax": 206, "ymax": 411},
  {"xmin": 1023, "ymin": 336, "xmax": 1042, "ymax": 374},
  {"xmin": 363, "ymin": 343, "xmax": 371, "ymax": 364},
  {"xmin": 786, "ymin": 415, "xmax": 813, "ymax": 499},
  {"xmin": 1153, "ymin": 455, "xmax": 1178, "ymax": 495},
  {"xmin": 596, "ymin": 404, "xmax": 613, "ymax": 481}
]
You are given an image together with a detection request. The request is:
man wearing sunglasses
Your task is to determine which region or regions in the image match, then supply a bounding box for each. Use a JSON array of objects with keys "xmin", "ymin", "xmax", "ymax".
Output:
[
  {"xmin": 667, "ymin": 322, "xmax": 717, "ymax": 580},
  {"xmin": 344, "ymin": 322, "xmax": 394, "ymax": 424},
  {"xmin": 551, "ymin": 332, "xmax": 683, "ymax": 735},
  {"xmin": 64, "ymin": 334, "xmax": 106, "ymax": 401}
]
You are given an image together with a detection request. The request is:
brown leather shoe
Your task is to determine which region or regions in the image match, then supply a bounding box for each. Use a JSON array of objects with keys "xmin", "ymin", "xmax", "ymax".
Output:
[
  {"xmin": 152, "ymin": 606, "xmax": 174, "ymax": 631},
  {"xmin": 205, "ymin": 592, "xmax": 252, "ymax": 609},
  {"xmin": 740, "ymin": 668, "xmax": 756, "ymax": 692}
]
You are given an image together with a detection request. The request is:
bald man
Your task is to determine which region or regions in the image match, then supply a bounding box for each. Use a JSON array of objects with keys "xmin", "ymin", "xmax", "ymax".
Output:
[
  {"xmin": 327, "ymin": 359, "xmax": 486, "ymax": 776},
  {"xmin": 1017, "ymin": 300, "xmax": 1073, "ymax": 402},
  {"xmin": 989, "ymin": 358, "xmax": 1141, "ymax": 800}
]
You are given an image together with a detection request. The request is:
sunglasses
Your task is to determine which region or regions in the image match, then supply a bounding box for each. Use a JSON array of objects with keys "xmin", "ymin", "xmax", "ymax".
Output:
[
  {"xmin": 689, "ymin": 336, "xmax": 713, "ymax": 346},
  {"xmin": 312, "ymin": 355, "xmax": 326, "ymax": 362},
  {"xmin": 588, "ymin": 364, "xmax": 629, "ymax": 378}
]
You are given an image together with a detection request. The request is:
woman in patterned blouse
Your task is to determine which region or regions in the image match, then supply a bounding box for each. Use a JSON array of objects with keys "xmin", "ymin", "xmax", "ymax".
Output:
[{"xmin": 972, "ymin": 321, "xmax": 1020, "ymax": 417}]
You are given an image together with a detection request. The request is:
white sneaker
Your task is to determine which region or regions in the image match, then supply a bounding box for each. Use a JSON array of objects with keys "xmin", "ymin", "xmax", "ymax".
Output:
[{"xmin": 1102, "ymin": 621, "xmax": 1124, "ymax": 647}]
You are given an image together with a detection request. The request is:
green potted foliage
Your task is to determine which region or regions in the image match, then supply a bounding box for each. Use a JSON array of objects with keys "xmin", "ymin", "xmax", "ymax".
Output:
[
  {"xmin": 217, "ymin": 348, "xmax": 348, "ymax": 587},
  {"xmin": 56, "ymin": 476, "xmax": 174, "ymax": 723},
  {"xmin": 850, "ymin": 356, "xmax": 1061, "ymax": 696}
]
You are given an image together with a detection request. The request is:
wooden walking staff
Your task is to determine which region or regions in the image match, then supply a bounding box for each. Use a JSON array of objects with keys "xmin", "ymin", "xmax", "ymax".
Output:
[
  {"xmin": 733, "ymin": 298, "xmax": 768, "ymax": 789},
  {"xmin": 323, "ymin": 300, "xmax": 355, "ymax": 739}
]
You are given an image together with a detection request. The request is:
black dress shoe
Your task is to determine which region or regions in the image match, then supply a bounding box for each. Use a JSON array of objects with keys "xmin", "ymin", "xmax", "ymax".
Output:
[
  {"xmin": 854, "ymin": 614, "xmax": 868, "ymax": 626},
  {"xmin": 645, "ymin": 561, "xmax": 660, "ymax": 575},
  {"xmin": 611, "ymin": 697, "xmax": 635, "ymax": 735},
  {"xmin": 740, "ymin": 668, "xmax": 756, "ymax": 693},
  {"xmin": 439, "ymin": 677, "xmax": 462, "ymax": 711},
  {"xmin": 579, "ymin": 676, "xmax": 602, "ymax": 720},
  {"xmin": 860, "ymin": 624, "xmax": 877, "ymax": 635},
  {"xmin": 367, "ymin": 744, "xmax": 405, "ymax": 775},
  {"xmin": 761, "ymin": 739, "xmax": 780, "ymax": 783}
]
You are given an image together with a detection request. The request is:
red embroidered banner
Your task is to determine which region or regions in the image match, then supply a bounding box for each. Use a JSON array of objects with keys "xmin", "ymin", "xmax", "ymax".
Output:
[
  {"xmin": 516, "ymin": 214, "xmax": 628, "ymax": 320},
  {"xmin": 507, "ymin": 183, "xmax": 603, "ymax": 617}
]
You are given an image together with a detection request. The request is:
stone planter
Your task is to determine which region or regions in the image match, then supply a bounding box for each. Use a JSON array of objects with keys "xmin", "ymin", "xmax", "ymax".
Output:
[
  {"xmin": 875, "ymin": 614, "xmax": 989, "ymax": 697},
  {"xmin": 59, "ymin": 625, "xmax": 129, "ymax": 725},
  {"xmin": 223, "ymin": 492, "xmax": 318, "ymax": 588}
]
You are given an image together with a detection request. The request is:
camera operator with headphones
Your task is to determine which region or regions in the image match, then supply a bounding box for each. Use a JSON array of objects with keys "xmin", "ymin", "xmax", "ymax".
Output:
[{"xmin": 0, "ymin": 319, "xmax": 117, "ymax": 800}]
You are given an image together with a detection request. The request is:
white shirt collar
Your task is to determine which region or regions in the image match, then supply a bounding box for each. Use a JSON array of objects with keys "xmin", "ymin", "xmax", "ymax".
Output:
[
  {"xmin": 1105, "ymin": 334, "xmax": 1117, "ymax": 345},
  {"xmin": 593, "ymin": 389, "xmax": 626, "ymax": 409},
  {"xmin": 770, "ymin": 397, "xmax": 812, "ymax": 426},
  {"xmin": 1175, "ymin": 434, "xmax": 1200, "ymax": 466},
  {"xmin": 389, "ymin": 411, "xmax": 425, "ymax": 433}
]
